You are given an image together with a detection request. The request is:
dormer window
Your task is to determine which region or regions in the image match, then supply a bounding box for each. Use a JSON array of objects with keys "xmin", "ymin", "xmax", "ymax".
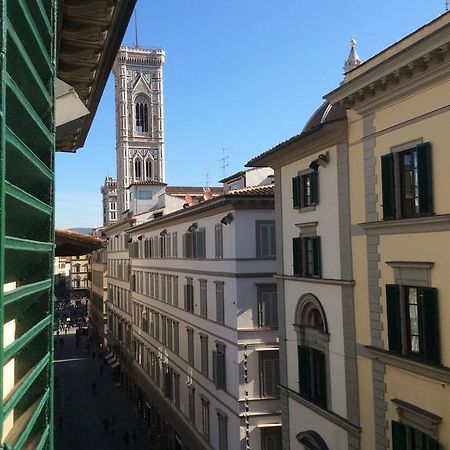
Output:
[{"xmin": 135, "ymin": 96, "xmax": 149, "ymax": 133}]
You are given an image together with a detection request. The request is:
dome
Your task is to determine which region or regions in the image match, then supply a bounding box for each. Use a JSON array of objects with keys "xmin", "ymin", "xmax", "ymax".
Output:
[{"xmin": 302, "ymin": 101, "xmax": 346, "ymax": 134}]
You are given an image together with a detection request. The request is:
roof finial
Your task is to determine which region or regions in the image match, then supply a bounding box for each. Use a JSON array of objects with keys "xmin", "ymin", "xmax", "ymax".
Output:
[{"xmin": 344, "ymin": 38, "xmax": 361, "ymax": 74}]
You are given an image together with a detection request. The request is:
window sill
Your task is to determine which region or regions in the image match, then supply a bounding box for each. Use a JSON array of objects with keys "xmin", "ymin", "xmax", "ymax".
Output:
[
  {"xmin": 276, "ymin": 274, "xmax": 354, "ymax": 286},
  {"xmin": 366, "ymin": 346, "xmax": 450, "ymax": 383},
  {"xmin": 294, "ymin": 205, "xmax": 316, "ymax": 213}
]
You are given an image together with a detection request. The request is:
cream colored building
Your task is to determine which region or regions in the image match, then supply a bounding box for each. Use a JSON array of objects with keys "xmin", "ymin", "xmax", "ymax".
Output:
[
  {"xmin": 325, "ymin": 11, "xmax": 450, "ymax": 450},
  {"xmin": 70, "ymin": 254, "xmax": 90, "ymax": 291}
]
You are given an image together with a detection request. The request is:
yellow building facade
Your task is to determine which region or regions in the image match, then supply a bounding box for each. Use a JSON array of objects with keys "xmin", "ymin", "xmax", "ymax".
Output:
[{"xmin": 326, "ymin": 12, "xmax": 450, "ymax": 449}]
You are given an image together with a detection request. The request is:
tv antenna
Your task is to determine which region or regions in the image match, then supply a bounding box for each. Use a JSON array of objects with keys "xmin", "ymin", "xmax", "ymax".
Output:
[
  {"xmin": 134, "ymin": 8, "xmax": 139, "ymax": 48},
  {"xmin": 446, "ymin": 0, "xmax": 449, "ymax": 12},
  {"xmin": 204, "ymin": 172, "xmax": 210, "ymax": 187},
  {"xmin": 218, "ymin": 148, "xmax": 230, "ymax": 179}
]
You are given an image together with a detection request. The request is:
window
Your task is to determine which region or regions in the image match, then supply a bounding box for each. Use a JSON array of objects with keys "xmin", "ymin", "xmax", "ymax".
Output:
[
  {"xmin": 213, "ymin": 343, "xmax": 226, "ymax": 390},
  {"xmin": 392, "ymin": 421, "xmax": 440, "ymax": 450},
  {"xmin": 200, "ymin": 280, "xmax": 208, "ymax": 319},
  {"xmin": 261, "ymin": 428, "xmax": 282, "ymax": 450},
  {"xmin": 292, "ymin": 236, "xmax": 321, "ymax": 278},
  {"xmin": 217, "ymin": 413, "xmax": 228, "ymax": 450},
  {"xmin": 145, "ymin": 158, "xmax": 152, "ymax": 178},
  {"xmin": 215, "ymin": 224, "xmax": 223, "ymax": 258},
  {"xmin": 386, "ymin": 285, "xmax": 439, "ymax": 364},
  {"xmin": 259, "ymin": 351, "xmax": 280, "ymax": 397},
  {"xmin": 183, "ymin": 228, "xmax": 206, "ymax": 259},
  {"xmin": 134, "ymin": 158, "xmax": 143, "ymax": 179},
  {"xmin": 201, "ymin": 397, "xmax": 210, "ymax": 441},
  {"xmin": 292, "ymin": 170, "xmax": 318, "ymax": 209},
  {"xmin": 215, "ymin": 282, "xmax": 225, "ymax": 324},
  {"xmin": 173, "ymin": 321, "xmax": 179, "ymax": 355},
  {"xmin": 187, "ymin": 328, "xmax": 194, "ymax": 366},
  {"xmin": 200, "ymin": 334, "xmax": 209, "ymax": 377},
  {"xmin": 188, "ymin": 387, "xmax": 196, "ymax": 424},
  {"xmin": 382, "ymin": 142, "xmax": 432, "ymax": 220},
  {"xmin": 295, "ymin": 295, "xmax": 329, "ymax": 410},
  {"xmin": 172, "ymin": 232, "xmax": 177, "ymax": 258},
  {"xmin": 258, "ymin": 286, "xmax": 278, "ymax": 328},
  {"xmin": 184, "ymin": 279, "xmax": 194, "ymax": 313},
  {"xmin": 256, "ymin": 221, "xmax": 276, "ymax": 258},
  {"xmin": 135, "ymin": 97, "xmax": 149, "ymax": 132}
]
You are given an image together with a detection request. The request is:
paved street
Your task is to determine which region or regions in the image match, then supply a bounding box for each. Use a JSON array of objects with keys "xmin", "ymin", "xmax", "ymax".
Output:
[{"xmin": 54, "ymin": 330, "xmax": 153, "ymax": 450}]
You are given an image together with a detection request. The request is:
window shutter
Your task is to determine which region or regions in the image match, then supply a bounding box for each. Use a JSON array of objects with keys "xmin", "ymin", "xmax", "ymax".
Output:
[
  {"xmin": 212, "ymin": 350, "xmax": 217, "ymax": 383},
  {"xmin": 416, "ymin": 142, "xmax": 433, "ymax": 215},
  {"xmin": 184, "ymin": 285, "xmax": 188, "ymax": 310},
  {"xmin": 310, "ymin": 171, "xmax": 319, "ymax": 205},
  {"xmin": 381, "ymin": 153, "xmax": 396, "ymax": 220},
  {"xmin": 198, "ymin": 228, "xmax": 206, "ymax": 258},
  {"xmin": 297, "ymin": 346, "xmax": 311, "ymax": 399},
  {"xmin": 422, "ymin": 287, "xmax": 440, "ymax": 364},
  {"xmin": 292, "ymin": 176, "xmax": 300, "ymax": 209},
  {"xmin": 428, "ymin": 436, "xmax": 441, "ymax": 450},
  {"xmin": 391, "ymin": 421, "xmax": 407, "ymax": 450},
  {"xmin": 312, "ymin": 236, "xmax": 322, "ymax": 278},
  {"xmin": 386, "ymin": 284, "xmax": 402, "ymax": 353},
  {"xmin": 292, "ymin": 237, "xmax": 302, "ymax": 276}
]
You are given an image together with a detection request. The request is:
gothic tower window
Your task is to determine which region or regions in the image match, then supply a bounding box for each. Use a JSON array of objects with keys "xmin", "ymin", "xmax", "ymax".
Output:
[
  {"xmin": 145, "ymin": 159, "xmax": 152, "ymax": 179},
  {"xmin": 134, "ymin": 158, "xmax": 143, "ymax": 179},
  {"xmin": 135, "ymin": 96, "xmax": 149, "ymax": 133}
]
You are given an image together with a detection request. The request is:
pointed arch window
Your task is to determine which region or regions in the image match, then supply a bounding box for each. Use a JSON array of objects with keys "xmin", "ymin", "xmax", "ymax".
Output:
[
  {"xmin": 145, "ymin": 159, "xmax": 152, "ymax": 179},
  {"xmin": 135, "ymin": 96, "xmax": 149, "ymax": 133},
  {"xmin": 134, "ymin": 158, "xmax": 143, "ymax": 180}
]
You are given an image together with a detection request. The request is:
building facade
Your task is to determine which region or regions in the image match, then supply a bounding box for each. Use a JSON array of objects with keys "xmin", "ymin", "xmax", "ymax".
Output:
[
  {"xmin": 102, "ymin": 176, "xmax": 118, "ymax": 226},
  {"xmin": 113, "ymin": 46, "xmax": 166, "ymax": 214},
  {"xmin": 326, "ymin": 11, "xmax": 450, "ymax": 450}
]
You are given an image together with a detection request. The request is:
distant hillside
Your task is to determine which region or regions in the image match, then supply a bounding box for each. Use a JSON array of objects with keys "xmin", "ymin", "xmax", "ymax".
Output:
[{"xmin": 68, "ymin": 228, "xmax": 93, "ymax": 235}]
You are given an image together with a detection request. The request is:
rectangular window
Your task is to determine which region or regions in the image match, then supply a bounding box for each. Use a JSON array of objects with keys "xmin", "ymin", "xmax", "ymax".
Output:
[
  {"xmin": 161, "ymin": 274, "xmax": 166, "ymax": 302},
  {"xmin": 173, "ymin": 276, "xmax": 179, "ymax": 307},
  {"xmin": 292, "ymin": 236, "xmax": 321, "ymax": 278},
  {"xmin": 183, "ymin": 228, "xmax": 206, "ymax": 259},
  {"xmin": 189, "ymin": 387, "xmax": 196, "ymax": 424},
  {"xmin": 187, "ymin": 328, "xmax": 195, "ymax": 366},
  {"xmin": 213, "ymin": 343, "xmax": 226, "ymax": 390},
  {"xmin": 173, "ymin": 321, "xmax": 179, "ymax": 355},
  {"xmin": 201, "ymin": 398, "xmax": 210, "ymax": 441},
  {"xmin": 215, "ymin": 282, "xmax": 225, "ymax": 324},
  {"xmin": 258, "ymin": 286, "xmax": 278, "ymax": 328},
  {"xmin": 386, "ymin": 284, "xmax": 439, "ymax": 364},
  {"xmin": 218, "ymin": 413, "xmax": 228, "ymax": 450},
  {"xmin": 200, "ymin": 334, "xmax": 209, "ymax": 377},
  {"xmin": 259, "ymin": 351, "xmax": 280, "ymax": 397},
  {"xmin": 184, "ymin": 279, "xmax": 194, "ymax": 313},
  {"xmin": 200, "ymin": 280, "xmax": 208, "ymax": 319},
  {"xmin": 167, "ymin": 275, "xmax": 172, "ymax": 305},
  {"xmin": 172, "ymin": 232, "xmax": 178, "ymax": 258},
  {"xmin": 298, "ymin": 346, "xmax": 327, "ymax": 409},
  {"xmin": 215, "ymin": 223, "xmax": 224, "ymax": 258},
  {"xmin": 391, "ymin": 421, "xmax": 440, "ymax": 450},
  {"xmin": 174, "ymin": 372, "xmax": 180, "ymax": 408},
  {"xmin": 256, "ymin": 221, "xmax": 276, "ymax": 258},
  {"xmin": 382, "ymin": 142, "xmax": 432, "ymax": 220},
  {"xmin": 292, "ymin": 171, "xmax": 318, "ymax": 209},
  {"xmin": 261, "ymin": 428, "xmax": 282, "ymax": 450}
]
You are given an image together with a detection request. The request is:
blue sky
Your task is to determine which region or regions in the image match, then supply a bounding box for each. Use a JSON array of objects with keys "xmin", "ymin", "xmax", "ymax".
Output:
[{"xmin": 55, "ymin": 0, "xmax": 446, "ymax": 228}]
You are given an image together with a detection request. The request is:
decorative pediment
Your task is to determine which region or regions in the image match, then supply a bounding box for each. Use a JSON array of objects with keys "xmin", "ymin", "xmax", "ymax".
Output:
[{"xmin": 132, "ymin": 72, "xmax": 152, "ymax": 94}]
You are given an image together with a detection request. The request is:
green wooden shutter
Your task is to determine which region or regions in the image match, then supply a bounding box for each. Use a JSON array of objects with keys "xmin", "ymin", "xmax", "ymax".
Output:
[
  {"xmin": 381, "ymin": 153, "xmax": 396, "ymax": 220},
  {"xmin": 292, "ymin": 176, "xmax": 300, "ymax": 209},
  {"xmin": 312, "ymin": 236, "xmax": 322, "ymax": 278},
  {"xmin": 391, "ymin": 421, "xmax": 407, "ymax": 450},
  {"xmin": 428, "ymin": 436, "xmax": 441, "ymax": 450},
  {"xmin": 310, "ymin": 171, "xmax": 319, "ymax": 205},
  {"xmin": 416, "ymin": 142, "xmax": 433, "ymax": 216},
  {"xmin": 386, "ymin": 284, "xmax": 402, "ymax": 353},
  {"xmin": 298, "ymin": 346, "xmax": 311, "ymax": 399},
  {"xmin": 292, "ymin": 237, "xmax": 302, "ymax": 276},
  {"xmin": 422, "ymin": 287, "xmax": 440, "ymax": 364}
]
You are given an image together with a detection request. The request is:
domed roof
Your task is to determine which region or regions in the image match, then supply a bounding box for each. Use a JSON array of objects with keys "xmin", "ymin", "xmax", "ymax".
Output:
[{"xmin": 302, "ymin": 101, "xmax": 346, "ymax": 133}]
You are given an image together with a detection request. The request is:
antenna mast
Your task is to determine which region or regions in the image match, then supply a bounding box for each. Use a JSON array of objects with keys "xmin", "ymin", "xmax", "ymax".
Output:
[
  {"xmin": 134, "ymin": 9, "xmax": 139, "ymax": 48},
  {"xmin": 218, "ymin": 148, "xmax": 230, "ymax": 179},
  {"xmin": 446, "ymin": 0, "xmax": 449, "ymax": 12}
]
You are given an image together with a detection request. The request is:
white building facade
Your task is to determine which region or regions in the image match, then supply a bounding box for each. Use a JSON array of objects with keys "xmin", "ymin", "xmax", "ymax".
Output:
[
  {"xmin": 113, "ymin": 46, "xmax": 166, "ymax": 214},
  {"xmin": 101, "ymin": 176, "xmax": 118, "ymax": 226},
  {"xmin": 117, "ymin": 185, "xmax": 281, "ymax": 450}
]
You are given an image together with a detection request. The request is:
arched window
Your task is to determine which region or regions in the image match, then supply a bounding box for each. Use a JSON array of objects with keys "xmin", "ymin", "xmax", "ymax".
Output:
[
  {"xmin": 295, "ymin": 294, "xmax": 329, "ymax": 409},
  {"xmin": 296, "ymin": 430, "xmax": 330, "ymax": 450},
  {"xmin": 145, "ymin": 159, "xmax": 152, "ymax": 179},
  {"xmin": 134, "ymin": 158, "xmax": 143, "ymax": 179},
  {"xmin": 135, "ymin": 96, "xmax": 149, "ymax": 133}
]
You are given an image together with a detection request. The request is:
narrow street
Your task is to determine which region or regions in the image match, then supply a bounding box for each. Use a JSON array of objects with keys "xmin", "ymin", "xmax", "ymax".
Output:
[{"xmin": 54, "ymin": 330, "xmax": 153, "ymax": 450}]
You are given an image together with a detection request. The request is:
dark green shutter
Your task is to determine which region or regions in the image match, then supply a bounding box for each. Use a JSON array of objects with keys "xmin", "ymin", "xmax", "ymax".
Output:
[
  {"xmin": 292, "ymin": 176, "xmax": 300, "ymax": 209},
  {"xmin": 428, "ymin": 436, "xmax": 441, "ymax": 450},
  {"xmin": 381, "ymin": 153, "xmax": 396, "ymax": 220},
  {"xmin": 312, "ymin": 236, "xmax": 321, "ymax": 278},
  {"xmin": 310, "ymin": 171, "xmax": 319, "ymax": 205},
  {"xmin": 386, "ymin": 284, "xmax": 402, "ymax": 353},
  {"xmin": 416, "ymin": 142, "xmax": 433, "ymax": 215},
  {"xmin": 422, "ymin": 287, "xmax": 440, "ymax": 364},
  {"xmin": 391, "ymin": 421, "xmax": 407, "ymax": 450},
  {"xmin": 292, "ymin": 237, "xmax": 302, "ymax": 276},
  {"xmin": 298, "ymin": 346, "xmax": 311, "ymax": 399}
]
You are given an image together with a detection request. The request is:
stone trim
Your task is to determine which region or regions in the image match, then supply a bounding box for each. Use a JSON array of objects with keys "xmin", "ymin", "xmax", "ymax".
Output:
[
  {"xmin": 392, "ymin": 398, "xmax": 442, "ymax": 439},
  {"xmin": 366, "ymin": 346, "xmax": 450, "ymax": 384},
  {"xmin": 387, "ymin": 261, "xmax": 433, "ymax": 287},
  {"xmin": 386, "ymin": 261, "xmax": 434, "ymax": 269},
  {"xmin": 280, "ymin": 384, "xmax": 361, "ymax": 435},
  {"xmin": 359, "ymin": 214, "xmax": 450, "ymax": 235},
  {"xmin": 390, "ymin": 138, "xmax": 423, "ymax": 153},
  {"xmin": 294, "ymin": 221, "xmax": 318, "ymax": 237},
  {"xmin": 275, "ymin": 274, "xmax": 354, "ymax": 286}
]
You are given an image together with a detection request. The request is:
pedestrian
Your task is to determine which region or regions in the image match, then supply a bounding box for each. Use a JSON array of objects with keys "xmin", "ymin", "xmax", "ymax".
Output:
[
  {"xmin": 99, "ymin": 364, "xmax": 104, "ymax": 376},
  {"xmin": 123, "ymin": 431, "xmax": 130, "ymax": 447},
  {"xmin": 91, "ymin": 381, "xmax": 96, "ymax": 397},
  {"xmin": 102, "ymin": 417, "xmax": 109, "ymax": 432}
]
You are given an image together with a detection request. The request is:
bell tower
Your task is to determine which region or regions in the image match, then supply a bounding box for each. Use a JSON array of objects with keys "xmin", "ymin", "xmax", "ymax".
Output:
[{"xmin": 113, "ymin": 46, "xmax": 166, "ymax": 214}]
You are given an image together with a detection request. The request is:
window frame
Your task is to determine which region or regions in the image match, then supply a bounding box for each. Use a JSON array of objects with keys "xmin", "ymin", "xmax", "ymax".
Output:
[
  {"xmin": 255, "ymin": 220, "xmax": 276, "ymax": 258},
  {"xmin": 257, "ymin": 285, "xmax": 278, "ymax": 329},
  {"xmin": 292, "ymin": 169, "xmax": 319, "ymax": 210}
]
